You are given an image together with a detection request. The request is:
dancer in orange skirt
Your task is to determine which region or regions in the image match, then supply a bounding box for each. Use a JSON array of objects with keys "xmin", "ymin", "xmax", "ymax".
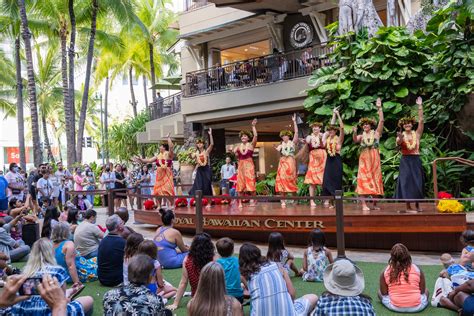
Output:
[
  {"xmin": 352, "ymin": 98, "xmax": 384, "ymax": 211},
  {"xmin": 302, "ymin": 121, "xmax": 327, "ymax": 207},
  {"xmin": 233, "ymin": 118, "xmax": 257, "ymax": 208},
  {"xmin": 274, "ymin": 114, "xmax": 298, "ymax": 207},
  {"xmin": 134, "ymin": 133, "xmax": 175, "ymax": 208}
]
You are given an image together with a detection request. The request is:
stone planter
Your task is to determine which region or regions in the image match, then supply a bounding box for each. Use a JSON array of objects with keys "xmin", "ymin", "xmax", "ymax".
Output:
[{"xmin": 179, "ymin": 164, "xmax": 195, "ymax": 194}]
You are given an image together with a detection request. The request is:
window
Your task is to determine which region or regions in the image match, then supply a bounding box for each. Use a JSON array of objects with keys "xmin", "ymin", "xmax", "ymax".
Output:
[{"xmin": 220, "ymin": 40, "xmax": 271, "ymax": 65}]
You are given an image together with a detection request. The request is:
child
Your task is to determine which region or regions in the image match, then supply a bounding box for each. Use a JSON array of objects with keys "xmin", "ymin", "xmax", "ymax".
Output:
[
  {"xmin": 137, "ymin": 240, "xmax": 177, "ymax": 299},
  {"xmin": 216, "ymin": 237, "xmax": 244, "ymax": 303},
  {"xmin": 460, "ymin": 230, "xmax": 474, "ymax": 270},
  {"xmin": 266, "ymin": 232, "xmax": 300, "ymax": 276},
  {"xmin": 123, "ymin": 233, "xmax": 144, "ymax": 284},
  {"xmin": 301, "ymin": 229, "xmax": 333, "ymax": 282}
]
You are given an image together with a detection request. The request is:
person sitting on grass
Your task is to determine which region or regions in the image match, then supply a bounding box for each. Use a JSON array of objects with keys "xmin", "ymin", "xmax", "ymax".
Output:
[
  {"xmin": 446, "ymin": 279, "xmax": 474, "ymax": 315},
  {"xmin": 266, "ymin": 232, "xmax": 301, "ymax": 276},
  {"xmin": 40, "ymin": 206, "xmax": 60, "ymax": 239},
  {"xmin": 103, "ymin": 254, "xmax": 171, "ymax": 316},
  {"xmin": 4, "ymin": 238, "xmax": 93, "ymax": 315},
  {"xmin": 216, "ymin": 237, "xmax": 244, "ymax": 303},
  {"xmin": 115, "ymin": 207, "xmax": 136, "ymax": 239},
  {"xmin": 168, "ymin": 232, "xmax": 215, "ymax": 311},
  {"xmin": 74, "ymin": 209, "xmax": 104, "ymax": 259},
  {"xmin": 379, "ymin": 243, "xmax": 429, "ymax": 313},
  {"xmin": 0, "ymin": 213, "xmax": 30, "ymax": 263},
  {"xmin": 98, "ymin": 214, "xmax": 126, "ymax": 287},
  {"xmin": 188, "ymin": 262, "xmax": 243, "ymax": 316},
  {"xmin": 239, "ymin": 242, "xmax": 317, "ymax": 315},
  {"xmin": 123, "ymin": 233, "xmax": 145, "ymax": 284},
  {"xmin": 137, "ymin": 239, "xmax": 177, "ymax": 299},
  {"xmin": 51, "ymin": 222, "xmax": 97, "ymax": 285},
  {"xmin": 301, "ymin": 229, "xmax": 333, "ymax": 282}
]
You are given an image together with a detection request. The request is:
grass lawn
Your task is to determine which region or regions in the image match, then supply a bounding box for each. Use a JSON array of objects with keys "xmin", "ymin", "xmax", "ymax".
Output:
[{"xmin": 13, "ymin": 259, "xmax": 457, "ymax": 316}]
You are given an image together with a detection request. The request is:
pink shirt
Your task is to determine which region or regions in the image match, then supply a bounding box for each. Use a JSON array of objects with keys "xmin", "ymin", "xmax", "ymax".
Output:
[
  {"xmin": 384, "ymin": 264, "xmax": 421, "ymax": 307},
  {"xmin": 74, "ymin": 175, "xmax": 84, "ymax": 191}
]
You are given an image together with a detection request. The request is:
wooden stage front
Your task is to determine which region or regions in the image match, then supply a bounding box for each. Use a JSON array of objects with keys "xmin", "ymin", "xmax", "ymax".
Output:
[{"xmin": 134, "ymin": 202, "xmax": 467, "ymax": 252}]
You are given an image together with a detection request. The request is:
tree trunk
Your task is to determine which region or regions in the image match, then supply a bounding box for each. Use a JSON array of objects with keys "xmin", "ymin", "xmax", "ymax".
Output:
[
  {"xmin": 104, "ymin": 76, "xmax": 109, "ymax": 164},
  {"xmin": 15, "ymin": 37, "xmax": 26, "ymax": 170},
  {"xmin": 76, "ymin": 0, "xmax": 98, "ymax": 163},
  {"xmin": 53, "ymin": 124, "xmax": 63, "ymax": 162},
  {"xmin": 19, "ymin": 0, "xmax": 42, "ymax": 166},
  {"xmin": 142, "ymin": 74, "xmax": 148, "ymax": 106},
  {"xmin": 41, "ymin": 112, "xmax": 54, "ymax": 163},
  {"xmin": 149, "ymin": 42, "xmax": 157, "ymax": 106},
  {"xmin": 61, "ymin": 24, "xmax": 74, "ymax": 166},
  {"xmin": 68, "ymin": 0, "xmax": 77, "ymax": 165},
  {"xmin": 129, "ymin": 66, "xmax": 137, "ymax": 117}
]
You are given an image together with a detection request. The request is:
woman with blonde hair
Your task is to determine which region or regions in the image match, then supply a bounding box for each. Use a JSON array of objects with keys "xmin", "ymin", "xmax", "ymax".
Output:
[
  {"xmin": 6, "ymin": 238, "xmax": 94, "ymax": 315},
  {"xmin": 187, "ymin": 261, "xmax": 242, "ymax": 316}
]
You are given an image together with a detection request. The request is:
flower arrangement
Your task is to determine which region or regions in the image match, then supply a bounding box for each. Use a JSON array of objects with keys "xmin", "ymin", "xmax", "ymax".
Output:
[
  {"xmin": 190, "ymin": 198, "xmax": 209, "ymax": 206},
  {"xmin": 437, "ymin": 200, "xmax": 465, "ymax": 213},
  {"xmin": 212, "ymin": 198, "xmax": 222, "ymax": 205},
  {"xmin": 175, "ymin": 198, "xmax": 188, "ymax": 208},
  {"xmin": 438, "ymin": 191, "xmax": 453, "ymax": 199},
  {"xmin": 144, "ymin": 199, "xmax": 156, "ymax": 210},
  {"xmin": 221, "ymin": 194, "xmax": 231, "ymax": 204}
]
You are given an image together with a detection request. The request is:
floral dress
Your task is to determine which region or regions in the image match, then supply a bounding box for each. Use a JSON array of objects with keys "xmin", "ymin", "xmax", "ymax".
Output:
[{"xmin": 303, "ymin": 246, "xmax": 329, "ymax": 282}]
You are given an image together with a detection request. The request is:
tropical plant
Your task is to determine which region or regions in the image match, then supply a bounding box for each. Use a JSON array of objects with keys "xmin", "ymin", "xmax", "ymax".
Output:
[{"xmin": 176, "ymin": 148, "xmax": 197, "ymax": 166}]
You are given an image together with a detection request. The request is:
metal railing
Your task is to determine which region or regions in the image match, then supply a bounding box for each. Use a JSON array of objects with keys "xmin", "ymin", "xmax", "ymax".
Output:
[
  {"xmin": 148, "ymin": 92, "xmax": 182, "ymax": 121},
  {"xmin": 184, "ymin": 43, "xmax": 333, "ymax": 97},
  {"xmin": 183, "ymin": 0, "xmax": 208, "ymax": 11}
]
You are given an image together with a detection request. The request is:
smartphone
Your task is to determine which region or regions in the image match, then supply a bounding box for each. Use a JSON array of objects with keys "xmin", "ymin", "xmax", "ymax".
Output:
[{"xmin": 18, "ymin": 277, "xmax": 42, "ymax": 296}]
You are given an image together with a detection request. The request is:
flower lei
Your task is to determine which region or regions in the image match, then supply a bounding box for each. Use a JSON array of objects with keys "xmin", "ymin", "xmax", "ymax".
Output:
[
  {"xmin": 326, "ymin": 135, "xmax": 339, "ymax": 157},
  {"xmin": 280, "ymin": 141, "xmax": 295, "ymax": 156},
  {"xmin": 403, "ymin": 131, "xmax": 417, "ymax": 150},
  {"xmin": 196, "ymin": 151, "xmax": 208, "ymax": 167},
  {"xmin": 310, "ymin": 133, "xmax": 321, "ymax": 149},
  {"xmin": 157, "ymin": 152, "xmax": 169, "ymax": 169},
  {"xmin": 239, "ymin": 143, "xmax": 252, "ymax": 155},
  {"xmin": 361, "ymin": 130, "xmax": 375, "ymax": 147}
]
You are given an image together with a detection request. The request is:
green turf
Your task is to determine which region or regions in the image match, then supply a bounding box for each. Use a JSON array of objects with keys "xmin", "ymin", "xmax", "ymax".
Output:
[{"xmin": 13, "ymin": 259, "xmax": 457, "ymax": 315}]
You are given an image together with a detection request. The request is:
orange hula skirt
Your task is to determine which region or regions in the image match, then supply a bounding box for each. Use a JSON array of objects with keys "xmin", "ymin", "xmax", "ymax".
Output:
[
  {"xmin": 237, "ymin": 158, "xmax": 256, "ymax": 192},
  {"xmin": 304, "ymin": 149, "xmax": 327, "ymax": 185},
  {"xmin": 153, "ymin": 166, "xmax": 175, "ymax": 196},
  {"xmin": 275, "ymin": 156, "xmax": 298, "ymax": 193},
  {"xmin": 355, "ymin": 148, "xmax": 384, "ymax": 196}
]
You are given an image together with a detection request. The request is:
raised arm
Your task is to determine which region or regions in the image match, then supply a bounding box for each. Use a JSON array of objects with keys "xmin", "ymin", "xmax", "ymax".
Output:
[
  {"xmin": 292, "ymin": 114, "xmax": 299, "ymax": 144},
  {"xmin": 134, "ymin": 156, "xmax": 156, "ymax": 164},
  {"xmin": 167, "ymin": 133, "xmax": 175, "ymax": 159},
  {"xmin": 416, "ymin": 97, "xmax": 423, "ymax": 136},
  {"xmin": 206, "ymin": 128, "xmax": 214, "ymax": 155},
  {"xmin": 352, "ymin": 126, "xmax": 359, "ymax": 143},
  {"xmin": 251, "ymin": 118, "xmax": 258, "ymax": 147},
  {"xmin": 375, "ymin": 98, "xmax": 384, "ymax": 136}
]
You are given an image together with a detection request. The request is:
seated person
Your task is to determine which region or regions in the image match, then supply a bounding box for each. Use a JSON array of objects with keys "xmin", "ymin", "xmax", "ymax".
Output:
[
  {"xmin": 98, "ymin": 214, "xmax": 126, "ymax": 286},
  {"xmin": 379, "ymin": 243, "xmax": 428, "ymax": 313},
  {"xmin": 103, "ymin": 254, "xmax": 171, "ymax": 315},
  {"xmin": 71, "ymin": 195, "xmax": 93, "ymax": 212},
  {"xmin": 74, "ymin": 209, "xmax": 103, "ymax": 259},
  {"xmin": 460, "ymin": 230, "xmax": 474, "ymax": 270},
  {"xmin": 316, "ymin": 259, "xmax": 375, "ymax": 315},
  {"xmin": 153, "ymin": 209, "xmax": 188, "ymax": 269},
  {"xmin": 0, "ymin": 214, "xmax": 30, "ymax": 262},
  {"xmin": 115, "ymin": 207, "xmax": 136, "ymax": 239},
  {"xmin": 216, "ymin": 237, "xmax": 244, "ymax": 302},
  {"xmin": 7, "ymin": 198, "xmax": 36, "ymax": 243},
  {"xmin": 51, "ymin": 222, "xmax": 97, "ymax": 284},
  {"xmin": 447, "ymin": 279, "xmax": 474, "ymax": 316},
  {"xmin": 40, "ymin": 206, "xmax": 60, "ymax": 239}
]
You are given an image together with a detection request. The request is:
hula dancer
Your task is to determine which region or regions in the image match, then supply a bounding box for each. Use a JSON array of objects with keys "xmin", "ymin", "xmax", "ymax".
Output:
[
  {"xmin": 302, "ymin": 121, "xmax": 327, "ymax": 208},
  {"xmin": 274, "ymin": 114, "xmax": 299, "ymax": 207},
  {"xmin": 353, "ymin": 98, "xmax": 384, "ymax": 211},
  {"xmin": 233, "ymin": 119, "xmax": 258, "ymax": 208},
  {"xmin": 134, "ymin": 133, "xmax": 174, "ymax": 208},
  {"xmin": 321, "ymin": 109, "xmax": 344, "ymax": 207},
  {"xmin": 395, "ymin": 97, "xmax": 424, "ymax": 212},
  {"xmin": 189, "ymin": 129, "xmax": 214, "ymax": 208}
]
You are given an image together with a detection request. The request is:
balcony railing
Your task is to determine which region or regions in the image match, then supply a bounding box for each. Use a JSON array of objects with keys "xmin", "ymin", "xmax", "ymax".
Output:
[
  {"xmin": 184, "ymin": 0, "xmax": 208, "ymax": 11},
  {"xmin": 184, "ymin": 43, "xmax": 333, "ymax": 97},
  {"xmin": 148, "ymin": 92, "xmax": 182, "ymax": 121}
]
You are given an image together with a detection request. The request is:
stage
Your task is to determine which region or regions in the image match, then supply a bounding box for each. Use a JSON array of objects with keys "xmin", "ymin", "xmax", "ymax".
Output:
[{"xmin": 134, "ymin": 202, "xmax": 467, "ymax": 252}]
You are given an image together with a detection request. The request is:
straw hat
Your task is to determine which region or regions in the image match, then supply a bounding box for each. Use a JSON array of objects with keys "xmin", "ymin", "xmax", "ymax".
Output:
[{"xmin": 323, "ymin": 259, "xmax": 365, "ymax": 296}]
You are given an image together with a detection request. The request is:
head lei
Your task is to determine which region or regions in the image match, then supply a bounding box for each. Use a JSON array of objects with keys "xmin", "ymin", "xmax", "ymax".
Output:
[
  {"xmin": 398, "ymin": 116, "xmax": 416, "ymax": 128},
  {"xmin": 309, "ymin": 121, "xmax": 323, "ymax": 128},
  {"xmin": 239, "ymin": 130, "xmax": 253, "ymax": 139},
  {"xmin": 194, "ymin": 137, "xmax": 205, "ymax": 145},
  {"xmin": 279, "ymin": 130, "xmax": 293, "ymax": 138},
  {"xmin": 358, "ymin": 117, "xmax": 376, "ymax": 127},
  {"xmin": 326, "ymin": 124, "xmax": 339, "ymax": 131},
  {"xmin": 159, "ymin": 140, "xmax": 168, "ymax": 147}
]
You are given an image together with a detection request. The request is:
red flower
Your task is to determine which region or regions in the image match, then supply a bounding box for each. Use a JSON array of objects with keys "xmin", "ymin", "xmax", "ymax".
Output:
[
  {"xmin": 221, "ymin": 194, "xmax": 231, "ymax": 204},
  {"xmin": 212, "ymin": 198, "xmax": 222, "ymax": 205},
  {"xmin": 190, "ymin": 198, "xmax": 208, "ymax": 206},
  {"xmin": 144, "ymin": 199, "xmax": 155, "ymax": 210},
  {"xmin": 438, "ymin": 191, "xmax": 453, "ymax": 199},
  {"xmin": 175, "ymin": 198, "xmax": 188, "ymax": 208}
]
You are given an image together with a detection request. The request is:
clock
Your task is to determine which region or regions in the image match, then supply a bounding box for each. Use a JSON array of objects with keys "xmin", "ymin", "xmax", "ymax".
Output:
[{"xmin": 289, "ymin": 22, "xmax": 313, "ymax": 49}]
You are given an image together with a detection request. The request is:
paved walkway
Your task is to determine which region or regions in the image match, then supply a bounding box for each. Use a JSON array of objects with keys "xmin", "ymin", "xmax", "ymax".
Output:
[{"xmin": 96, "ymin": 207, "xmax": 453, "ymax": 266}]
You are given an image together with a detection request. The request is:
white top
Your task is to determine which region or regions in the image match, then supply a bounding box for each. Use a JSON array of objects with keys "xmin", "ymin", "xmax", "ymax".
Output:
[{"xmin": 37, "ymin": 178, "xmax": 53, "ymax": 199}]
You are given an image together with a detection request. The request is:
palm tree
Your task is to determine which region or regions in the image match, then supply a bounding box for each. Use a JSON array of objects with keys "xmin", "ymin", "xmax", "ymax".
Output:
[
  {"xmin": 0, "ymin": 49, "xmax": 16, "ymax": 118},
  {"xmin": 18, "ymin": 0, "xmax": 41, "ymax": 166},
  {"xmin": 68, "ymin": 0, "xmax": 77, "ymax": 165}
]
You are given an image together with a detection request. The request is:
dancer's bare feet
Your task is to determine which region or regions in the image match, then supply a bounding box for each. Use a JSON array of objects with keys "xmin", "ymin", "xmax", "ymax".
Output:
[
  {"xmin": 362, "ymin": 206, "xmax": 371, "ymax": 212},
  {"xmin": 281, "ymin": 201, "xmax": 286, "ymax": 208},
  {"xmin": 323, "ymin": 201, "xmax": 330, "ymax": 208},
  {"xmin": 238, "ymin": 203, "xmax": 243, "ymax": 209},
  {"xmin": 249, "ymin": 200, "xmax": 257, "ymax": 207},
  {"xmin": 310, "ymin": 201, "xmax": 317, "ymax": 208}
]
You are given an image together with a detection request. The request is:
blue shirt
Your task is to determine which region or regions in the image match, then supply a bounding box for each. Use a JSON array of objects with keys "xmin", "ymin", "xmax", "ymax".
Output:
[
  {"xmin": 312, "ymin": 294, "xmax": 375, "ymax": 316},
  {"xmin": 217, "ymin": 256, "xmax": 243, "ymax": 298},
  {"xmin": 0, "ymin": 177, "xmax": 7, "ymax": 200},
  {"xmin": 98, "ymin": 233, "xmax": 126, "ymax": 286}
]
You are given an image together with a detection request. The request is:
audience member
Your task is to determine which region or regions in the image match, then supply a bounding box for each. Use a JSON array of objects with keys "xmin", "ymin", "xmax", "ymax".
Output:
[
  {"xmin": 66, "ymin": 207, "xmax": 80, "ymax": 234},
  {"xmin": 74, "ymin": 209, "xmax": 103, "ymax": 259},
  {"xmin": 267, "ymin": 232, "xmax": 301, "ymax": 276},
  {"xmin": 216, "ymin": 237, "xmax": 244, "ymax": 302},
  {"xmin": 98, "ymin": 214, "xmax": 126, "ymax": 286},
  {"xmin": 379, "ymin": 243, "xmax": 428, "ymax": 313},
  {"xmin": 5, "ymin": 238, "xmax": 93, "ymax": 315},
  {"xmin": 168, "ymin": 232, "xmax": 215, "ymax": 310},
  {"xmin": 239, "ymin": 242, "xmax": 317, "ymax": 315},
  {"xmin": 113, "ymin": 164, "xmax": 127, "ymax": 210},
  {"xmin": 137, "ymin": 239, "xmax": 177, "ymax": 299},
  {"xmin": 52, "ymin": 223, "xmax": 97, "ymax": 285},
  {"xmin": 447, "ymin": 279, "xmax": 474, "ymax": 315},
  {"xmin": 5, "ymin": 163, "xmax": 25, "ymax": 202},
  {"xmin": 154, "ymin": 209, "xmax": 189, "ymax": 269},
  {"xmin": 115, "ymin": 207, "xmax": 136, "ymax": 239},
  {"xmin": 188, "ymin": 262, "xmax": 243, "ymax": 316},
  {"xmin": 37, "ymin": 171, "xmax": 53, "ymax": 205},
  {"xmin": 72, "ymin": 194, "xmax": 93, "ymax": 211},
  {"xmin": 123, "ymin": 233, "xmax": 145, "ymax": 284},
  {"xmin": 302, "ymin": 229, "xmax": 333, "ymax": 282},
  {"xmin": 40, "ymin": 206, "xmax": 60, "ymax": 239},
  {"xmin": 103, "ymin": 254, "xmax": 171, "ymax": 316},
  {"xmin": 73, "ymin": 167, "xmax": 85, "ymax": 192},
  {"xmin": 0, "ymin": 213, "xmax": 30, "ymax": 262},
  {"xmin": 0, "ymin": 173, "xmax": 7, "ymax": 213},
  {"xmin": 460, "ymin": 230, "xmax": 474, "ymax": 269}
]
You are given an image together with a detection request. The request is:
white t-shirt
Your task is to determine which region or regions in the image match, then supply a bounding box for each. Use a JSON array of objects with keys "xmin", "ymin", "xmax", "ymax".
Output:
[
  {"xmin": 100, "ymin": 172, "xmax": 116, "ymax": 190},
  {"xmin": 55, "ymin": 169, "xmax": 72, "ymax": 190},
  {"xmin": 49, "ymin": 174, "xmax": 60, "ymax": 198},
  {"xmin": 37, "ymin": 177, "xmax": 53, "ymax": 199},
  {"xmin": 4, "ymin": 171, "xmax": 25, "ymax": 198}
]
